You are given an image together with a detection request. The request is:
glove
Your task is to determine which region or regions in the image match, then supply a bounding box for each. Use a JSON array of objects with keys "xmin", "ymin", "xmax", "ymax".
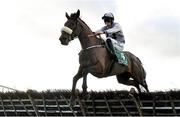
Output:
[{"xmin": 97, "ymin": 31, "xmax": 103, "ymax": 34}]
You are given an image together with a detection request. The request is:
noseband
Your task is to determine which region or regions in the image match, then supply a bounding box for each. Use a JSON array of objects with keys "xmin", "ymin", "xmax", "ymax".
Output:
[
  {"xmin": 61, "ymin": 26, "xmax": 73, "ymax": 35},
  {"xmin": 61, "ymin": 19, "xmax": 79, "ymax": 41}
]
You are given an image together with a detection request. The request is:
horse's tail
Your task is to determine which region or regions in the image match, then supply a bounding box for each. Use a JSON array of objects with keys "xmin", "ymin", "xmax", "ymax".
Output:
[
  {"xmin": 136, "ymin": 57, "xmax": 146, "ymax": 80},
  {"xmin": 125, "ymin": 51, "xmax": 149, "ymax": 92},
  {"xmin": 125, "ymin": 51, "xmax": 146, "ymax": 80},
  {"xmin": 124, "ymin": 51, "xmax": 149, "ymax": 92},
  {"xmin": 136, "ymin": 56, "xmax": 149, "ymax": 92}
]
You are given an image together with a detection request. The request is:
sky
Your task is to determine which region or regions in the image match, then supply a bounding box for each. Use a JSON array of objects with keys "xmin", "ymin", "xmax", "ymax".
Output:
[{"xmin": 0, "ymin": 0, "xmax": 179, "ymax": 92}]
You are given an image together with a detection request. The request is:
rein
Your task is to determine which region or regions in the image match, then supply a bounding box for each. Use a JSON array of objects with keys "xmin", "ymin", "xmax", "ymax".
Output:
[
  {"xmin": 62, "ymin": 18, "xmax": 105, "ymax": 51},
  {"xmin": 76, "ymin": 19, "xmax": 105, "ymax": 51}
]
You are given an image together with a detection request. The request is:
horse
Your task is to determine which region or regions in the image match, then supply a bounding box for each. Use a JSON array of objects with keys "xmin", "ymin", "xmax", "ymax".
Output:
[{"xmin": 59, "ymin": 10, "xmax": 149, "ymax": 106}]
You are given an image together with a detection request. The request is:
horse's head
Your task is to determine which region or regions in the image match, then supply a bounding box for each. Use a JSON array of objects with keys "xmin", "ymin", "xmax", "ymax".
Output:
[{"xmin": 59, "ymin": 10, "xmax": 81, "ymax": 45}]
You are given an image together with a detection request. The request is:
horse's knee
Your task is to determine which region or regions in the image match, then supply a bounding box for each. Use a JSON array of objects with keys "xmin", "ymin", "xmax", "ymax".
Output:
[
  {"xmin": 117, "ymin": 75, "xmax": 127, "ymax": 83},
  {"xmin": 117, "ymin": 77, "xmax": 126, "ymax": 84},
  {"xmin": 72, "ymin": 74, "xmax": 82, "ymax": 86}
]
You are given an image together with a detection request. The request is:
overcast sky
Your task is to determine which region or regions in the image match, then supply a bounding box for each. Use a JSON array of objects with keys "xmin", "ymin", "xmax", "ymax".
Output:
[{"xmin": 0, "ymin": 0, "xmax": 179, "ymax": 91}]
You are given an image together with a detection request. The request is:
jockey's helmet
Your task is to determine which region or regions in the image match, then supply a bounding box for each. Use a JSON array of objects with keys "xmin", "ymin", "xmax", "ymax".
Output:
[{"xmin": 102, "ymin": 12, "xmax": 114, "ymax": 21}]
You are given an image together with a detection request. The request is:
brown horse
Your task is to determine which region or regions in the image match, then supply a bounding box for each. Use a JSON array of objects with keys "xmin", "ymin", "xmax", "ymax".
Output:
[{"xmin": 59, "ymin": 10, "xmax": 149, "ymax": 106}]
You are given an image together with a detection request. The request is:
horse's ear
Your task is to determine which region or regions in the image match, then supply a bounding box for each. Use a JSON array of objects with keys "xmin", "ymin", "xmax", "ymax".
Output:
[
  {"xmin": 76, "ymin": 9, "xmax": 80, "ymax": 18},
  {"xmin": 66, "ymin": 12, "xmax": 70, "ymax": 19}
]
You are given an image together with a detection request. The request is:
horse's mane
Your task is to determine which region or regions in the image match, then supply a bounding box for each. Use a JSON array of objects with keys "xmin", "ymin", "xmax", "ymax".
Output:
[
  {"xmin": 78, "ymin": 18, "xmax": 92, "ymax": 31},
  {"xmin": 70, "ymin": 12, "xmax": 104, "ymax": 45}
]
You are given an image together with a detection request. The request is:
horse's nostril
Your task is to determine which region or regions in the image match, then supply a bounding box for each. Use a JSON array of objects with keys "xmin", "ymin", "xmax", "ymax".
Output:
[{"xmin": 60, "ymin": 39, "xmax": 68, "ymax": 45}]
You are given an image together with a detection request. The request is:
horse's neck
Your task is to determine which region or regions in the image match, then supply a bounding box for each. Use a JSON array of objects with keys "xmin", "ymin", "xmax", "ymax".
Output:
[{"xmin": 77, "ymin": 19, "xmax": 98, "ymax": 49}]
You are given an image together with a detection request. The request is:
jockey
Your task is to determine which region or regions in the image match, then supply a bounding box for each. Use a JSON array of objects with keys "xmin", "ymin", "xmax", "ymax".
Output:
[{"xmin": 96, "ymin": 12, "xmax": 126, "ymax": 64}]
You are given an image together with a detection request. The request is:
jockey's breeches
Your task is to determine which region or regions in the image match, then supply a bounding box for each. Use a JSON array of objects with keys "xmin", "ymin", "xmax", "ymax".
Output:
[{"xmin": 106, "ymin": 37, "xmax": 124, "ymax": 51}]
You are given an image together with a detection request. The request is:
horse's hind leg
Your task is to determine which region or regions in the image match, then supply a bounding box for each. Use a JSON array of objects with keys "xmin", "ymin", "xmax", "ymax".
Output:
[
  {"xmin": 134, "ymin": 77, "xmax": 149, "ymax": 93},
  {"xmin": 116, "ymin": 74, "xmax": 140, "ymax": 91}
]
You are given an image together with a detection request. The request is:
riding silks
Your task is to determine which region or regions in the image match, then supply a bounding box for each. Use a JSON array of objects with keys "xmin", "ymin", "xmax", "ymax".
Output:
[{"xmin": 105, "ymin": 40, "xmax": 128, "ymax": 66}]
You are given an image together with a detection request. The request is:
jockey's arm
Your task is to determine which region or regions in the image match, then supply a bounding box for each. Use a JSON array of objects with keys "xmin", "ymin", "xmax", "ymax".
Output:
[
  {"xmin": 105, "ymin": 23, "xmax": 122, "ymax": 34},
  {"xmin": 95, "ymin": 27, "xmax": 104, "ymax": 34},
  {"xmin": 90, "ymin": 30, "xmax": 106, "ymax": 41}
]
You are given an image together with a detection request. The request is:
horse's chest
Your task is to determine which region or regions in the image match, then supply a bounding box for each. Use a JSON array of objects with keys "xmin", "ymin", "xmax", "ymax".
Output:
[{"xmin": 79, "ymin": 51, "xmax": 97, "ymax": 67}]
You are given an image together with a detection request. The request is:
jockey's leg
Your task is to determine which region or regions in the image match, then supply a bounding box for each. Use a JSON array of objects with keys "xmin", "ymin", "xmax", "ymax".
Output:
[
  {"xmin": 106, "ymin": 38, "xmax": 115, "ymax": 54},
  {"xmin": 106, "ymin": 38, "xmax": 127, "ymax": 65},
  {"xmin": 110, "ymin": 38, "xmax": 124, "ymax": 51},
  {"xmin": 106, "ymin": 38, "xmax": 124, "ymax": 54}
]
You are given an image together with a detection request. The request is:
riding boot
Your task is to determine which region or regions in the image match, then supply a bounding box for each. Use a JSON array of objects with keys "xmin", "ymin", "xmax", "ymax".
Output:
[{"xmin": 106, "ymin": 39, "xmax": 115, "ymax": 54}]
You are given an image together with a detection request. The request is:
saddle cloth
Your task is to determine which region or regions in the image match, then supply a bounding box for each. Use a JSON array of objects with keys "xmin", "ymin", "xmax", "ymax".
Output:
[{"xmin": 105, "ymin": 41, "xmax": 128, "ymax": 66}]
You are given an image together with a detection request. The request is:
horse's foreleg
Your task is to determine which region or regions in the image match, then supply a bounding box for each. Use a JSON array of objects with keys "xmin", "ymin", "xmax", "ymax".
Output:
[
  {"xmin": 70, "ymin": 67, "xmax": 83, "ymax": 106},
  {"xmin": 82, "ymin": 73, "xmax": 90, "ymax": 99},
  {"xmin": 82, "ymin": 73, "xmax": 88, "ymax": 94}
]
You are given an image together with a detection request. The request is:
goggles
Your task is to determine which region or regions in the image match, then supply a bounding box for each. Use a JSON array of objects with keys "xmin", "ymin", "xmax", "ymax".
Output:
[{"xmin": 104, "ymin": 18, "xmax": 111, "ymax": 23}]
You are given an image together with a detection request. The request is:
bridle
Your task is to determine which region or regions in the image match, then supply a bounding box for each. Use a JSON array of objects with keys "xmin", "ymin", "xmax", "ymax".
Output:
[
  {"xmin": 61, "ymin": 19, "xmax": 79, "ymax": 41},
  {"xmin": 61, "ymin": 18, "xmax": 104, "ymax": 51}
]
